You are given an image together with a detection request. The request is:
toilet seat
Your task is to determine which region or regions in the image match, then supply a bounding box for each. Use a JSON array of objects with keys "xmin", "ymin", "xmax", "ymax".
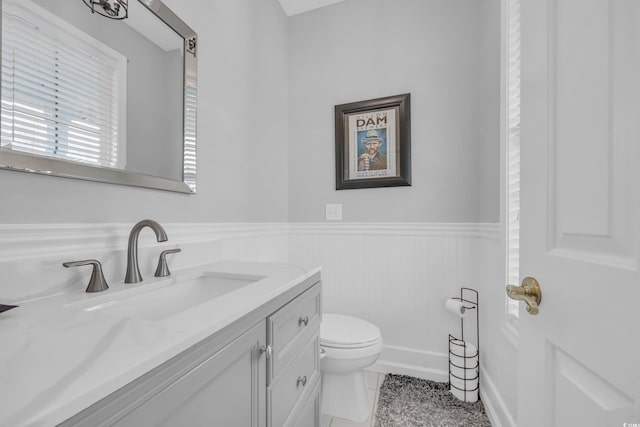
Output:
[{"xmin": 321, "ymin": 314, "xmax": 381, "ymax": 349}]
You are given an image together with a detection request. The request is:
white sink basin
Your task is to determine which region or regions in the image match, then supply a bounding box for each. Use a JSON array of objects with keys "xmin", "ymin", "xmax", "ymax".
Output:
[{"xmin": 72, "ymin": 272, "xmax": 264, "ymax": 321}]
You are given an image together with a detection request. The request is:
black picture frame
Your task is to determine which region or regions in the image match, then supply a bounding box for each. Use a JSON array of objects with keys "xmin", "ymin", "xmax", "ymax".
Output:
[{"xmin": 335, "ymin": 93, "xmax": 411, "ymax": 190}]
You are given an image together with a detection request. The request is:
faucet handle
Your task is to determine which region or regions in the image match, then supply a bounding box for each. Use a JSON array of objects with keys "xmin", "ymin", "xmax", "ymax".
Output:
[
  {"xmin": 63, "ymin": 259, "xmax": 109, "ymax": 293},
  {"xmin": 154, "ymin": 249, "xmax": 181, "ymax": 278}
]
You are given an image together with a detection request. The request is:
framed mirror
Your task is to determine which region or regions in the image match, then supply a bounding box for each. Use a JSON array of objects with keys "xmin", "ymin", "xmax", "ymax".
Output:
[{"xmin": 0, "ymin": 0, "xmax": 197, "ymax": 193}]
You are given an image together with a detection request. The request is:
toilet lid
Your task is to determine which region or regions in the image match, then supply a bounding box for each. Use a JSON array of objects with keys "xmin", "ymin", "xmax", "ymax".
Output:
[{"xmin": 321, "ymin": 314, "xmax": 381, "ymax": 348}]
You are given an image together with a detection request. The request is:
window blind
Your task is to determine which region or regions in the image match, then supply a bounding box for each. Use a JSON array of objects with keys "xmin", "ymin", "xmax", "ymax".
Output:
[
  {"xmin": 507, "ymin": 0, "xmax": 521, "ymax": 318},
  {"xmin": 1, "ymin": 0, "xmax": 125, "ymax": 168},
  {"xmin": 183, "ymin": 85, "xmax": 196, "ymax": 191}
]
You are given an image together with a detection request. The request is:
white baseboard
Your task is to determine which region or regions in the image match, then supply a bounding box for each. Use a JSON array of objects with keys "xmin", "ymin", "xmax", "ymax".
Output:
[
  {"xmin": 370, "ymin": 360, "xmax": 449, "ymax": 383},
  {"xmin": 368, "ymin": 345, "xmax": 449, "ymax": 383},
  {"xmin": 479, "ymin": 365, "xmax": 517, "ymax": 427}
]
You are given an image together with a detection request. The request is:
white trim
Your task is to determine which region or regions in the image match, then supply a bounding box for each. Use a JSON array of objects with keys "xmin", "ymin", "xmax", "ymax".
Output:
[
  {"xmin": 368, "ymin": 345, "xmax": 449, "ymax": 383},
  {"xmin": 0, "ymin": 223, "xmax": 289, "ymax": 259},
  {"xmin": 501, "ymin": 323, "xmax": 520, "ymax": 350},
  {"xmin": 370, "ymin": 360, "xmax": 449, "ymax": 383},
  {"xmin": 289, "ymin": 222, "xmax": 500, "ymax": 239},
  {"xmin": 0, "ymin": 222, "xmax": 498, "ymax": 259},
  {"xmin": 479, "ymin": 365, "xmax": 517, "ymax": 427}
]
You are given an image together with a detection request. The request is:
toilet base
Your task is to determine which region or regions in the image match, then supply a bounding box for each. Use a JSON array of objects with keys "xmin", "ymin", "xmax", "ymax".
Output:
[{"xmin": 321, "ymin": 370, "xmax": 372, "ymax": 422}]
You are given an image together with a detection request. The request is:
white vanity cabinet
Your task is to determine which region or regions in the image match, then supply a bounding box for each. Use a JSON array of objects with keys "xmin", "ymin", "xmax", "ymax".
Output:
[{"xmin": 59, "ymin": 274, "xmax": 321, "ymax": 427}]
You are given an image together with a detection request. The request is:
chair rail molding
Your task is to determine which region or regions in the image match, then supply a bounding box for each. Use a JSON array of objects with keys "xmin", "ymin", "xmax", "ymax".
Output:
[
  {"xmin": 0, "ymin": 223, "xmax": 290, "ymax": 259},
  {"xmin": 289, "ymin": 222, "xmax": 500, "ymax": 239}
]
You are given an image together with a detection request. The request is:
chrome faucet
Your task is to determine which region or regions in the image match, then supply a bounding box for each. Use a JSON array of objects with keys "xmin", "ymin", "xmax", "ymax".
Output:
[{"xmin": 125, "ymin": 219, "xmax": 168, "ymax": 283}]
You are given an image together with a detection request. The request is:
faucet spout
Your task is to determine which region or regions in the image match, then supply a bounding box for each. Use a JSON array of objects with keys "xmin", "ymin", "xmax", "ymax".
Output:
[{"xmin": 125, "ymin": 219, "xmax": 168, "ymax": 283}]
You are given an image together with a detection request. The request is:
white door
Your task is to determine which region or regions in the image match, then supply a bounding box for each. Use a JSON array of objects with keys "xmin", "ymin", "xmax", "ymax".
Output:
[{"xmin": 516, "ymin": 0, "xmax": 640, "ymax": 426}]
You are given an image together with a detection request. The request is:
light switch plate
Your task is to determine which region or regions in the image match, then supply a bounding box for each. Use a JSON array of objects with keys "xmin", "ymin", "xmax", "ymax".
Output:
[{"xmin": 325, "ymin": 204, "xmax": 342, "ymax": 221}]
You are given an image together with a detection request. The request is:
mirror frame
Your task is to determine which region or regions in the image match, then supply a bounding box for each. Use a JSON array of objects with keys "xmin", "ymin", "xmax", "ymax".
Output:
[{"xmin": 0, "ymin": 0, "xmax": 198, "ymax": 193}]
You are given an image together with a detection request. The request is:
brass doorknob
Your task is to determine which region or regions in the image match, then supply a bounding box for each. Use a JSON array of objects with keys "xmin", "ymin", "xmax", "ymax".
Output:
[{"xmin": 506, "ymin": 277, "xmax": 542, "ymax": 315}]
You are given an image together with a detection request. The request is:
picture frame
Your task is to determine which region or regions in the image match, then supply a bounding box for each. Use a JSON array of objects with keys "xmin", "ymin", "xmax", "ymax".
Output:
[{"xmin": 335, "ymin": 93, "xmax": 411, "ymax": 190}]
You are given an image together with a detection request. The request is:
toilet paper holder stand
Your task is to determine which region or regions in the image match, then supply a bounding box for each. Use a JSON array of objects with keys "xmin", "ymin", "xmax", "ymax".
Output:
[{"xmin": 448, "ymin": 287, "xmax": 479, "ymax": 401}]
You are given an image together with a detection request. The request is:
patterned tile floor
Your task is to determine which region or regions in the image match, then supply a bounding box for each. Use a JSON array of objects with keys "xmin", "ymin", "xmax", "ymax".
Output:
[{"xmin": 321, "ymin": 370, "xmax": 385, "ymax": 427}]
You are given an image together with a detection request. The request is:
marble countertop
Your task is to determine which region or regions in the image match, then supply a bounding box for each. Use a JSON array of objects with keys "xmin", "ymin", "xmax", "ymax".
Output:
[{"xmin": 0, "ymin": 260, "xmax": 320, "ymax": 427}]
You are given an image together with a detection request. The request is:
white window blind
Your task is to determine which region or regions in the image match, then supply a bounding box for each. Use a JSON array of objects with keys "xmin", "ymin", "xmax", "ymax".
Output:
[
  {"xmin": 507, "ymin": 0, "xmax": 521, "ymax": 319},
  {"xmin": 183, "ymin": 85, "xmax": 196, "ymax": 191},
  {"xmin": 1, "ymin": 0, "xmax": 126, "ymax": 168}
]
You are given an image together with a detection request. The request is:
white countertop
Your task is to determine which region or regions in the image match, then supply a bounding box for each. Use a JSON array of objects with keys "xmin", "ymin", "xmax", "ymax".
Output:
[{"xmin": 0, "ymin": 261, "xmax": 320, "ymax": 427}]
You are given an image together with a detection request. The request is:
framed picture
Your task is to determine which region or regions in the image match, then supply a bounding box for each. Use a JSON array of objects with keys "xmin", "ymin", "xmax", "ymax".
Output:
[{"xmin": 335, "ymin": 93, "xmax": 411, "ymax": 190}]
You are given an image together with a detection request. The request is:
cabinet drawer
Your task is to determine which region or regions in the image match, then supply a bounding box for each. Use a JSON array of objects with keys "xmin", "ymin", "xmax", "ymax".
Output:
[
  {"xmin": 267, "ymin": 283, "xmax": 321, "ymax": 382},
  {"xmin": 284, "ymin": 374, "xmax": 321, "ymax": 427},
  {"xmin": 268, "ymin": 333, "xmax": 320, "ymax": 427}
]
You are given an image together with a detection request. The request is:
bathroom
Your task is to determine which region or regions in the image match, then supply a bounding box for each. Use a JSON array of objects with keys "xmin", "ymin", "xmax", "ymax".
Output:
[{"xmin": 1, "ymin": 0, "xmax": 638, "ymax": 426}]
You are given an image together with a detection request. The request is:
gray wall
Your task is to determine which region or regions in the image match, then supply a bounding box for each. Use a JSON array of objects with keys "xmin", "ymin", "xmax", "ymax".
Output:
[
  {"xmin": 287, "ymin": 0, "xmax": 500, "ymax": 222},
  {"xmin": 2, "ymin": 0, "xmax": 499, "ymax": 225},
  {"xmin": 125, "ymin": 43, "xmax": 184, "ymax": 180},
  {"xmin": 0, "ymin": 0, "xmax": 290, "ymax": 223}
]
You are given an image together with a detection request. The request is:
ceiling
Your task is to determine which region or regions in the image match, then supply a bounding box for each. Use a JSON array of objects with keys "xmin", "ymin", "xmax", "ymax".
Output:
[{"xmin": 277, "ymin": 0, "xmax": 345, "ymax": 16}]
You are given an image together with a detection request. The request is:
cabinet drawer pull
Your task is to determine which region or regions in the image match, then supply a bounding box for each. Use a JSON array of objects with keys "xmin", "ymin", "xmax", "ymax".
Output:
[
  {"xmin": 296, "ymin": 375, "xmax": 307, "ymax": 387},
  {"xmin": 298, "ymin": 316, "xmax": 309, "ymax": 327}
]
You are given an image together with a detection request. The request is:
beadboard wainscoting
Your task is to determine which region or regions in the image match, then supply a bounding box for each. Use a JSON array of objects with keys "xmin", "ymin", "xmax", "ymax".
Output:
[
  {"xmin": 288, "ymin": 223, "xmax": 500, "ymax": 383},
  {"xmin": 0, "ymin": 223, "xmax": 289, "ymax": 303},
  {"xmin": 474, "ymin": 233, "xmax": 518, "ymax": 427},
  {"xmin": 1, "ymin": 221, "xmax": 513, "ymax": 427}
]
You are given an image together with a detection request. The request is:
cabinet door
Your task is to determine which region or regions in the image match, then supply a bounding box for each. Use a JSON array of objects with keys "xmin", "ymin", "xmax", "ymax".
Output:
[{"xmin": 113, "ymin": 321, "xmax": 266, "ymax": 427}]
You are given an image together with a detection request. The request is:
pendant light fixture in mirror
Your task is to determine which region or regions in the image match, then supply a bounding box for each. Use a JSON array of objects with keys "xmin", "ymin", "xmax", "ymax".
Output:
[{"xmin": 82, "ymin": 0, "xmax": 128, "ymax": 19}]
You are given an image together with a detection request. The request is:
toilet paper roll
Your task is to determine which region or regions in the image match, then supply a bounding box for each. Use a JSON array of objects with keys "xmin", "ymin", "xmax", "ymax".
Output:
[
  {"xmin": 450, "ymin": 353, "xmax": 479, "ymax": 370},
  {"xmin": 449, "ymin": 339, "xmax": 477, "ymax": 357},
  {"xmin": 451, "ymin": 384, "xmax": 478, "ymax": 402},
  {"xmin": 450, "ymin": 375, "xmax": 479, "ymax": 391},
  {"xmin": 450, "ymin": 362, "xmax": 479, "ymax": 379},
  {"xmin": 450, "ymin": 370, "xmax": 479, "ymax": 403},
  {"xmin": 445, "ymin": 298, "xmax": 468, "ymax": 318}
]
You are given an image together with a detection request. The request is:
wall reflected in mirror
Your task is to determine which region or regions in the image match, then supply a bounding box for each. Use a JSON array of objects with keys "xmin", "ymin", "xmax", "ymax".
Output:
[{"xmin": 0, "ymin": 0, "xmax": 197, "ymax": 193}]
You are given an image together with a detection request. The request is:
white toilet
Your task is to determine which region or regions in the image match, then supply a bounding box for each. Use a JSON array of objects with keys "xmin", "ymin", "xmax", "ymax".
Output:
[{"xmin": 320, "ymin": 314, "xmax": 383, "ymax": 422}]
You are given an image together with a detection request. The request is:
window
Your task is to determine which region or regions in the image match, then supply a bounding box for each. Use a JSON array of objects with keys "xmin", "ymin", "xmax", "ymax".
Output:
[
  {"xmin": 506, "ymin": 0, "xmax": 521, "ymax": 320},
  {"xmin": 1, "ymin": 0, "xmax": 126, "ymax": 168}
]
